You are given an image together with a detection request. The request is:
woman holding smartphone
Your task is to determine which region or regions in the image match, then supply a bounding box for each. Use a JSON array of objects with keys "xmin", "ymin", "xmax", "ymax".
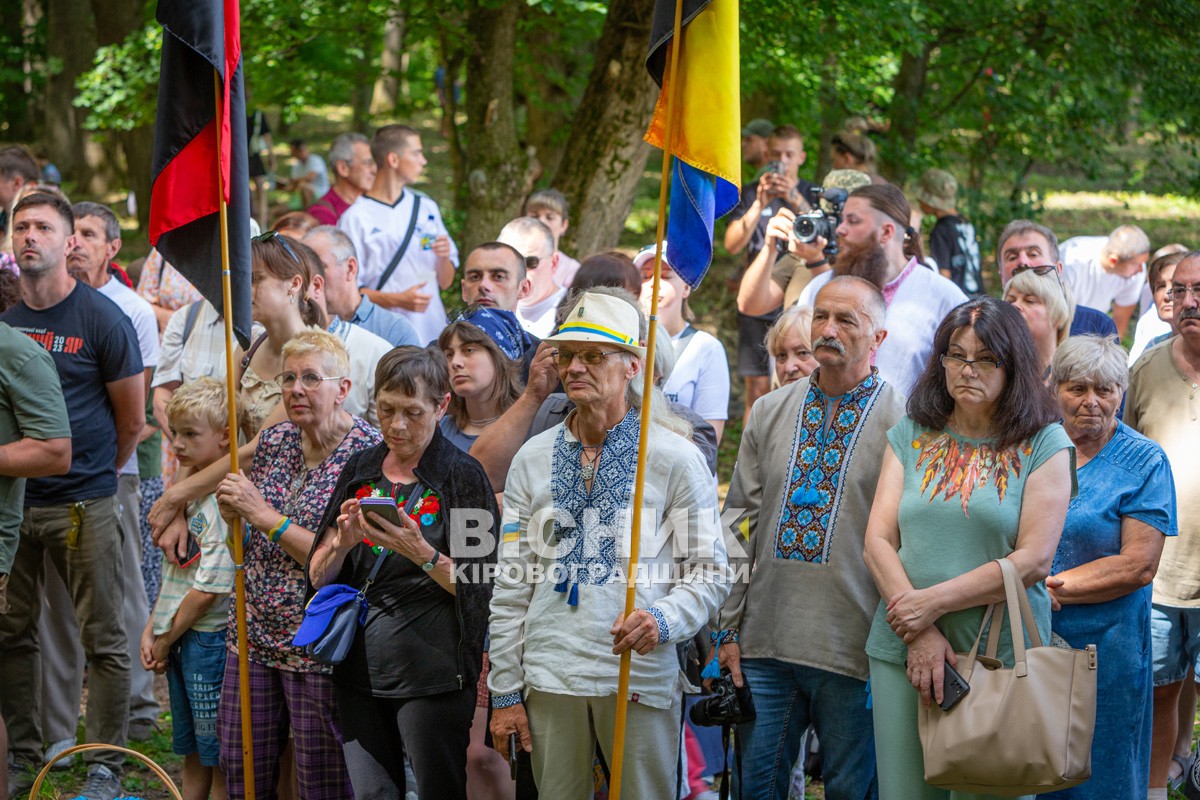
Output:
[
  {"xmin": 862, "ymin": 298, "xmax": 1076, "ymax": 799},
  {"xmin": 307, "ymin": 346, "xmax": 498, "ymax": 800}
]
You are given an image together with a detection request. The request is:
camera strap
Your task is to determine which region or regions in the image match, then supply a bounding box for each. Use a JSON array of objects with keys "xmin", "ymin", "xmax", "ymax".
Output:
[{"xmin": 718, "ymin": 722, "xmax": 744, "ymax": 800}]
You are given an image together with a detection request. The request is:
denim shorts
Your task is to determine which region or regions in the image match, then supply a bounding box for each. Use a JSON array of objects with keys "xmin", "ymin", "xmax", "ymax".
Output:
[
  {"xmin": 1150, "ymin": 604, "xmax": 1200, "ymax": 686},
  {"xmin": 167, "ymin": 628, "xmax": 228, "ymax": 765}
]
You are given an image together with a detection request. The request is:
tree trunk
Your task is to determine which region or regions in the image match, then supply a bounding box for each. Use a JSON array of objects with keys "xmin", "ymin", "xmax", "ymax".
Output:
[
  {"xmin": 0, "ymin": 0, "xmax": 36, "ymax": 141},
  {"xmin": 370, "ymin": 4, "xmax": 405, "ymax": 115},
  {"xmin": 461, "ymin": 0, "xmax": 536, "ymax": 251},
  {"xmin": 441, "ymin": 42, "xmax": 468, "ymax": 212},
  {"xmin": 881, "ymin": 42, "xmax": 933, "ymax": 185},
  {"xmin": 117, "ymin": 127, "xmax": 154, "ymax": 230},
  {"xmin": 552, "ymin": 0, "xmax": 657, "ymax": 258},
  {"xmin": 813, "ymin": 47, "xmax": 844, "ymax": 183},
  {"xmin": 45, "ymin": 0, "xmax": 97, "ymax": 188},
  {"xmin": 521, "ymin": 14, "xmax": 576, "ymax": 183}
]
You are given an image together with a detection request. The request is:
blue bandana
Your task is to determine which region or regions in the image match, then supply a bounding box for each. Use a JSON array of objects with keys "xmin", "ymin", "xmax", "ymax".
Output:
[{"xmin": 461, "ymin": 307, "xmax": 529, "ymax": 361}]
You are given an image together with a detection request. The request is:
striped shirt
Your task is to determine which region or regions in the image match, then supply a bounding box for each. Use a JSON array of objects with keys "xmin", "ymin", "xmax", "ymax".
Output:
[{"xmin": 152, "ymin": 494, "xmax": 235, "ymax": 634}]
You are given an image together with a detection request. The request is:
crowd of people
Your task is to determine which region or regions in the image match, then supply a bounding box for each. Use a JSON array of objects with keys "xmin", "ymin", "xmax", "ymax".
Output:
[{"xmin": 0, "ymin": 109, "xmax": 1195, "ymax": 800}]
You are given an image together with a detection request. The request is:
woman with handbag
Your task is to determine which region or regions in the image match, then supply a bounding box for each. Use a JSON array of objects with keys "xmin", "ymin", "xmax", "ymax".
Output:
[
  {"xmin": 863, "ymin": 297, "xmax": 1076, "ymax": 799},
  {"xmin": 307, "ymin": 345, "xmax": 498, "ymax": 800},
  {"xmin": 1042, "ymin": 335, "xmax": 1175, "ymax": 799},
  {"xmin": 213, "ymin": 329, "xmax": 381, "ymax": 799}
]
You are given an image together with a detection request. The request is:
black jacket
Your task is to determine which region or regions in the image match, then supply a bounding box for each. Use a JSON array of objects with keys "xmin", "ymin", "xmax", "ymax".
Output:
[{"xmin": 311, "ymin": 427, "xmax": 498, "ymax": 693}]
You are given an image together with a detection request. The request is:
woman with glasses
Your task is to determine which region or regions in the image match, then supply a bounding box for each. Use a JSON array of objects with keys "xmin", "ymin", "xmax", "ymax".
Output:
[
  {"xmin": 863, "ymin": 297, "xmax": 1076, "ymax": 799},
  {"xmin": 438, "ymin": 307, "xmax": 528, "ymax": 453},
  {"xmin": 1003, "ymin": 265, "xmax": 1073, "ymax": 380},
  {"xmin": 308, "ymin": 346, "xmax": 497, "ymax": 800},
  {"xmin": 1040, "ymin": 336, "xmax": 1175, "ymax": 799},
  {"xmin": 213, "ymin": 329, "xmax": 381, "ymax": 800}
]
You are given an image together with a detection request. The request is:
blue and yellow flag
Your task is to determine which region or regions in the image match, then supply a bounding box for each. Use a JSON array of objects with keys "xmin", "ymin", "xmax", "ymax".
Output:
[{"xmin": 644, "ymin": 0, "xmax": 740, "ymax": 288}]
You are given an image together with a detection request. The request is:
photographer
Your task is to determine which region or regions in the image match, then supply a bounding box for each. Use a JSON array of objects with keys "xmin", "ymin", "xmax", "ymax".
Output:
[
  {"xmin": 723, "ymin": 125, "xmax": 820, "ymax": 425},
  {"xmin": 720, "ymin": 276, "xmax": 905, "ymax": 800},
  {"xmin": 738, "ymin": 169, "xmax": 871, "ymax": 317}
]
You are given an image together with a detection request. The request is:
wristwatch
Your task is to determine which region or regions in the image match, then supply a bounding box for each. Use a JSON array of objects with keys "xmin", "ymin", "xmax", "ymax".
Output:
[{"xmin": 421, "ymin": 549, "xmax": 440, "ymax": 573}]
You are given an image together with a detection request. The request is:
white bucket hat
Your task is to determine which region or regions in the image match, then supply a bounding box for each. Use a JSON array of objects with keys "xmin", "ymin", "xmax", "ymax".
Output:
[{"xmin": 545, "ymin": 291, "xmax": 646, "ymax": 358}]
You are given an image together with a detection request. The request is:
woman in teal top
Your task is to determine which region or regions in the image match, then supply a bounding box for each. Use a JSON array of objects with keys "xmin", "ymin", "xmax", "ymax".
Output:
[{"xmin": 863, "ymin": 297, "xmax": 1077, "ymax": 800}]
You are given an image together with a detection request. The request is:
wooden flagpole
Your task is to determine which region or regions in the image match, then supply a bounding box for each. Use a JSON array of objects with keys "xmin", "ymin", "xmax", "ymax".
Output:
[
  {"xmin": 214, "ymin": 69, "xmax": 257, "ymax": 800},
  {"xmin": 608, "ymin": 0, "xmax": 686, "ymax": 795}
]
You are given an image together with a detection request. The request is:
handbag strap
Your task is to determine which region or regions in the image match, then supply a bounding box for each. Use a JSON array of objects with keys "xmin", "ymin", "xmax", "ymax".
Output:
[
  {"xmin": 375, "ymin": 194, "xmax": 422, "ymax": 291},
  {"xmin": 358, "ymin": 481, "xmax": 426, "ymax": 593},
  {"xmin": 997, "ymin": 557, "xmax": 1040, "ymax": 676}
]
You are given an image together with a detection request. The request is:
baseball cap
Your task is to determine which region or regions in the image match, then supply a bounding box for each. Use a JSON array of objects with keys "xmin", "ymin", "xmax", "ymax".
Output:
[{"xmin": 742, "ymin": 118, "xmax": 774, "ymax": 138}]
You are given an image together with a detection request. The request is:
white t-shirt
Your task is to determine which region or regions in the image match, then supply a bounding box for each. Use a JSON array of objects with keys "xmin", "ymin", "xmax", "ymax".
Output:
[
  {"xmin": 99, "ymin": 276, "xmax": 160, "ymax": 476},
  {"xmin": 1128, "ymin": 308, "xmax": 1172, "ymax": 365},
  {"xmin": 339, "ymin": 190, "xmax": 460, "ymax": 345},
  {"xmin": 1060, "ymin": 236, "xmax": 1144, "ymax": 312},
  {"xmin": 291, "ymin": 153, "xmax": 330, "ymax": 197},
  {"xmin": 153, "ymin": 300, "xmax": 264, "ymax": 388},
  {"xmin": 797, "ymin": 263, "xmax": 967, "ymax": 394},
  {"xmin": 663, "ymin": 326, "xmax": 729, "ymax": 422},
  {"xmin": 517, "ymin": 286, "xmax": 567, "ymax": 339}
]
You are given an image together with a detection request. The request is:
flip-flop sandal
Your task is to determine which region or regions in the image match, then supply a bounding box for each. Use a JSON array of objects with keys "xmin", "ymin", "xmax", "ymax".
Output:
[{"xmin": 1171, "ymin": 751, "xmax": 1195, "ymax": 790}]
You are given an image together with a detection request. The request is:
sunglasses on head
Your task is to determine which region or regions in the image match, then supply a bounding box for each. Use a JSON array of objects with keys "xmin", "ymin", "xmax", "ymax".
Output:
[{"xmin": 253, "ymin": 230, "xmax": 301, "ymax": 266}]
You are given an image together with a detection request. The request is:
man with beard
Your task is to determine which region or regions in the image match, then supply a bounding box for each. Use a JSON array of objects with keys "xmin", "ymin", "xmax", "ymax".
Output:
[
  {"xmin": 797, "ymin": 184, "xmax": 967, "ymax": 393},
  {"xmin": 1125, "ymin": 251, "xmax": 1200, "ymax": 798}
]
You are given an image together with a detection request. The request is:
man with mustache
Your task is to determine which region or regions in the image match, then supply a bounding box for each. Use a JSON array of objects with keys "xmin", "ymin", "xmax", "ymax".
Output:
[
  {"xmin": 797, "ymin": 185, "xmax": 968, "ymax": 393},
  {"xmin": 720, "ymin": 276, "xmax": 904, "ymax": 799},
  {"xmin": 1125, "ymin": 251, "xmax": 1200, "ymax": 797}
]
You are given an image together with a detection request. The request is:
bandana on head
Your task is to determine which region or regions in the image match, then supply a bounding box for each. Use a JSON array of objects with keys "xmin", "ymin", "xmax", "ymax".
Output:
[{"xmin": 461, "ymin": 307, "xmax": 529, "ymax": 361}]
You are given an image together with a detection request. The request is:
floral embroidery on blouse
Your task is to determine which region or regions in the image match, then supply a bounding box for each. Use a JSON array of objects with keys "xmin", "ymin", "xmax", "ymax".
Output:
[{"xmin": 226, "ymin": 416, "xmax": 382, "ymax": 673}]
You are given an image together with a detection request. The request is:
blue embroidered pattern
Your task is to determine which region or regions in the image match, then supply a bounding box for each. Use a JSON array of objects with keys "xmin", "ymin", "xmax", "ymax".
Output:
[
  {"xmin": 774, "ymin": 370, "xmax": 882, "ymax": 563},
  {"xmin": 491, "ymin": 692, "xmax": 522, "ymax": 709},
  {"xmin": 648, "ymin": 606, "xmax": 670, "ymax": 644},
  {"xmin": 550, "ymin": 408, "xmax": 640, "ymax": 606}
]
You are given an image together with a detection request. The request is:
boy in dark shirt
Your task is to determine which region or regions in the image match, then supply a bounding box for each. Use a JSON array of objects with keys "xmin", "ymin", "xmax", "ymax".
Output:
[{"xmin": 917, "ymin": 168, "xmax": 984, "ymax": 297}]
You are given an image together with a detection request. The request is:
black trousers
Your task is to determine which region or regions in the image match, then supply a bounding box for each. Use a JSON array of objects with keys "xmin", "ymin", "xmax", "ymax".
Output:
[{"xmin": 335, "ymin": 683, "xmax": 475, "ymax": 800}]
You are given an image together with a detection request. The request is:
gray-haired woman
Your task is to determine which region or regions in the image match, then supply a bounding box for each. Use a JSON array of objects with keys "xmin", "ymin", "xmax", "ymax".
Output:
[{"xmin": 1043, "ymin": 335, "xmax": 1176, "ymax": 800}]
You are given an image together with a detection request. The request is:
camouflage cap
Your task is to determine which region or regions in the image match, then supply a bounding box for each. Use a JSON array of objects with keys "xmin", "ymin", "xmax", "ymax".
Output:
[
  {"xmin": 916, "ymin": 168, "xmax": 958, "ymax": 211},
  {"xmin": 820, "ymin": 169, "xmax": 872, "ymax": 212},
  {"xmin": 741, "ymin": 118, "xmax": 774, "ymax": 138}
]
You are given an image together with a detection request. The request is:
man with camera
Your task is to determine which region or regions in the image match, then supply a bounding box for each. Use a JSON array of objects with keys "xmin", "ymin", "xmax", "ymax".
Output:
[
  {"xmin": 724, "ymin": 125, "xmax": 820, "ymax": 424},
  {"xmin": 738, "ymin": 169, "xmax": 872, "ymax": 316},
  {"xmin": 719, "ymin": 275, "xmax": 905, "ymax": 800},
  {"xmin": 796, "ymin": 184, "xmax": 967, "ymax": 394}
]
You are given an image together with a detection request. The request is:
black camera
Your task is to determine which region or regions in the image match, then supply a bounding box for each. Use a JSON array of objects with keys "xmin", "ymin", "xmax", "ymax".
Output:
[
  {"xmin": 793, "ymin": 186, "xmax": 848, "ymax": 257},
  {"xmin": 689, "ymin": 668, "xmax": 756, "ymax": 727}
]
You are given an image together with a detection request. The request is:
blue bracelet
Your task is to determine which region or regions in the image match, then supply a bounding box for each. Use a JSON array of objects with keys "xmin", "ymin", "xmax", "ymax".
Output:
[{"xmin": 270, "ymin": 517, "xmax": 291, "ymax": 543}]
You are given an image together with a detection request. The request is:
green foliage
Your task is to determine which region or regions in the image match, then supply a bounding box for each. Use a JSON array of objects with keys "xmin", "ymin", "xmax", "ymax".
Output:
[{"xmin": 74, "ymin": 23, "xmax": 161, "ymax": 134}]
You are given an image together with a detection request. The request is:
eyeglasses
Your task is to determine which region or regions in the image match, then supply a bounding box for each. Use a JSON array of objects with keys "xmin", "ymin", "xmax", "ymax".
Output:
[
  {"xmin": 1168, "ymin": 285, "xmax": 1200, "ymax": 303},
  {"xmin": 940, "ymin": 354, "xmax": 1003, "ymax": 375},
  {"xmin": 254, "ymin": 230, "xmax": 301, "ymax": 265},
  {"xmin": 274, "ymin": 371, "xmax": 344, "ymax": 390},
  {"xmin": 554, "ymin": 348, "xmax": 625, "ymax": 367}
]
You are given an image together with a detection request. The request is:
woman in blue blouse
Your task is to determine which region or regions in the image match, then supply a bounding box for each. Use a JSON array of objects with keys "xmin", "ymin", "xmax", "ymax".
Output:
[{"xmin": 1044, "ymin": 335, "xmax": 1177, "ymax": 800}]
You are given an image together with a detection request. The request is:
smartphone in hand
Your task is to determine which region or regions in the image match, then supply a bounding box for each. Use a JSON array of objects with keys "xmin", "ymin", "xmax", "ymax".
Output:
[
  {"xmin": 359, "ymin": 496, "xmax": 402, "ymax": 530},
  {"xmin": 176, "ymin": 533, "xmax": 202, "ymax": 567},
  {"xmin": 939, "ymin": 660, "xmax": 970, "ymax": 711}
]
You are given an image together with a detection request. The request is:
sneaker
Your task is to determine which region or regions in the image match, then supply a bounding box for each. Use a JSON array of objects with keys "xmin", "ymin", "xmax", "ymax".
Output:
[
  {"xmin": 7, "ymin": 763, "xmax": 35, "ymax": 800},
  {"xmin": 67, "ymin": 764, "xmax": 121, "ymax": 800},
  {"xmin": 45, "ymin": 737, "xmax": 77, "ymax": 770}
]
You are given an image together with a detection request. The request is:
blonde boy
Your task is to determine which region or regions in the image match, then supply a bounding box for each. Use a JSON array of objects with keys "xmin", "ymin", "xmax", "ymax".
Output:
[
  {"xmin": 523, "ymin": 188, "xmax": 580, "ymax": 288},
  {"xmin": 141, "ymin": 377, "xmax": 235, "ymax": 800}
]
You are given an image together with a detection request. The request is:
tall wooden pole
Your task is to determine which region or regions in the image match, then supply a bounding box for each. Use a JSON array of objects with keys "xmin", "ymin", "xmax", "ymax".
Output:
[
  {"xmin": 214, "ymin": 69, "xmax": 257, "ymax": 800},
  {"xmin": 607, "ymin": 0, "xmax": 685, "ymax": 795}
]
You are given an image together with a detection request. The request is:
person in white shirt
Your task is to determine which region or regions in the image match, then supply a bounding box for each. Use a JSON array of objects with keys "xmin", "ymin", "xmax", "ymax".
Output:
[
  {"xmin": 500, "ymin": 216, "xmax": 565, "ymax": 339},
  {"xmin": 487, "ymin": 290, "xmax": 728, "ymax": 798},
  {"xmin": 338, "ymin": 124, "xmax": 458, "ymax": 345},
  {"xmin": 63, "ymin": 201, "xmax": 162, "ymax": 742},
  {"xmin": 634, "ymin": 244, "xmax": 729, "ymax": 442},
  {"xmin": 1059, "ymin": 224, "xmax": 1150, "ymax": 338},
  {"xmin": 1129, "ymin": 252, "xmax": 1185, "ymax": 364},
  {"xmin": 285, "ymin": 139, "xmax": 330, "ymax": 206},
  {"xmin": 796, "ymin": 184, "xmax": 967, "ymax": 394}
]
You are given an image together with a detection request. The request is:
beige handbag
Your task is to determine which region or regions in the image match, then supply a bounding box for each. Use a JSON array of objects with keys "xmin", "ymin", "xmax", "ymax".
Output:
[{"xmin": 917, "ymin": 557, "xmax": 1097, "ymax": 796}]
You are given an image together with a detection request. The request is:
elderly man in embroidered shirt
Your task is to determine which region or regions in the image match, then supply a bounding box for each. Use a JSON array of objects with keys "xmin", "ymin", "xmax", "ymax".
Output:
[
  {"xmin": 487, "ymin": 288, "xmax": 729, "ymax": 798},
  {"xmin": 719, "ymin": 275, "xmax": 903, "ymax": 799}
]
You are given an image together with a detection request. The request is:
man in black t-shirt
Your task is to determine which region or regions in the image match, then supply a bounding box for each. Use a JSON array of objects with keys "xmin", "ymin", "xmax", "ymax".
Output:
[
  {"xmin": 916, "ymin": 168, "xmax": 983, "ymax": 296},
  {"xmin": 0, "ymin": 193, "xmax": 143, "ymax": 800},
  {"xmin": 723, "ymin": 124, "xmax": 819, "ymax": 426}
]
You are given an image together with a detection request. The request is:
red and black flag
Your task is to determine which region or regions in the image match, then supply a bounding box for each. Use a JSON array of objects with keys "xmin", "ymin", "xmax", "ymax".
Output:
[{"xmin": 150, "ymin": 0, "xmax": 253, "ymax": 348}]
